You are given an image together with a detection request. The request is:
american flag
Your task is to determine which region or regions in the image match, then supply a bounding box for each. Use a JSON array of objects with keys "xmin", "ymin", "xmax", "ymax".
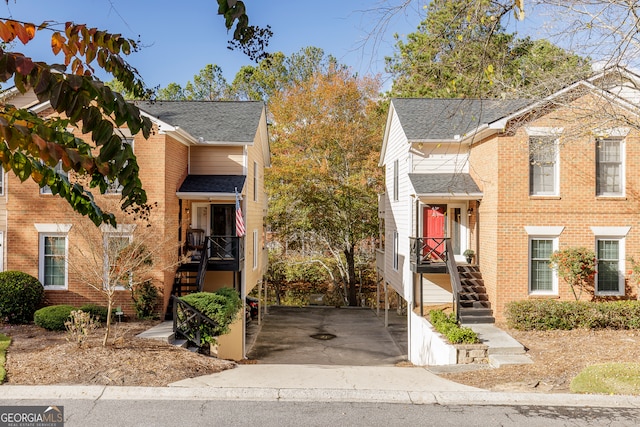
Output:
[{"xmin": 235, "ymin": 189, "xmax": 246, "ymax": 237}]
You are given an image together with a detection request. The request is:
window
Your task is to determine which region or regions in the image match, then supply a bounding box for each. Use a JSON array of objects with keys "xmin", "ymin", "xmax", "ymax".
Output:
[
  {"xmin": 103, "ymin": 226, "xmax": 134, "ymax": 289},
  {"xmin": 596, "ymin": 239, "xmax": 623, "ymax": 295},
  {"xmin": 39, "ymin": 234, "xmax": 67, "ymax": 289},
  {"xmin": 393, "ymin": 230, "xmax": 399, "ymax": 270},
  {"xmin": 529, "ymin": 135, "xmax": 558, "ymax": 196},
  {"xmin": 0, "ymin": 166, "xmax": 4, "ymax": 196},
  {"xmin": 105, "ymin": 138, "xmax": 134, "ymax": 194},
  {"xmin": 36, "ymin": 224, "xmax": 71, "ymax": 289},
  {"xmin": 253, "ymin": 230, "xmax": 258, "ymax": 269},
  {"xmin": 393, "ymin": 159, "xmax": 399, "ymax": 201},
  {"xmin": 40, "ymin": 162, "xmax": 67, "ymax": 194},
  {"xmin": 596, "ymin": 138, "xmax": 623, "ymax": 196},
  {"xmin": 529, "ymin": 238, "xmax": 556, "ymax": 293},
  {"xmin": 253, "ymin": 161, "xmax": 258, "ymax": 202}
]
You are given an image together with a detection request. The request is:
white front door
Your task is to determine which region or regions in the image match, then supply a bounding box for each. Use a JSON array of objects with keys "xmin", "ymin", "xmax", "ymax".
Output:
[{"xmin": 446, "ymin": 203, "xmax": 468, "ymax": 263}]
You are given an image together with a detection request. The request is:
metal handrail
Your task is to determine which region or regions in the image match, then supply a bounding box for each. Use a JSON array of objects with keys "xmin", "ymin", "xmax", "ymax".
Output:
[
  {"xmin": 206, "ymin": 235, "xmax": 244, "ymax": 261},
  {"xmin": 196, "ymin": 237, "xmax": 209, "ymax": 293},
  {"xmin": 172, "ymin": 295, "xmax": 219, "ymax": 349}
]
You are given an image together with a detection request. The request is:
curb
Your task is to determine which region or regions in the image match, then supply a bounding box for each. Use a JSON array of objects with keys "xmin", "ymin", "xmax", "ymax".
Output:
[{"xmin": 2, "ymin": 386, "xmax": 640, "ymax": 408}]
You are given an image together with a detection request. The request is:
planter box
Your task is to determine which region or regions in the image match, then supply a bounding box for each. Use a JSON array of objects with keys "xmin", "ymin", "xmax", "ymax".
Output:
[{"xmin": 409, "ymin": 311, "xmax": 488, "ymax": 366}]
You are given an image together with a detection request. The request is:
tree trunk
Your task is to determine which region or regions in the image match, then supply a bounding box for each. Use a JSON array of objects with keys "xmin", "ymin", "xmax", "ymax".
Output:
[
  {"xmin": 103, "ymin": 297, "xmax": 113, "ymax": 346},
  {"xmin": 344, "ymin": 247, "xmax": 357, "ymax": 306}
]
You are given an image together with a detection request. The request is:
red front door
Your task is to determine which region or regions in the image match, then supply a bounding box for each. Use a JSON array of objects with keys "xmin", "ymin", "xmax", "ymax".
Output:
[{"xmin": 423, "ymin": 205, "xmax": 446, "ymax": 260}]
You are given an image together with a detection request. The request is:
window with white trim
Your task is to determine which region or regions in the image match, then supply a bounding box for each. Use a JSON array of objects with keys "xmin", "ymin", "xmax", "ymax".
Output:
[
  {"xmin": 525, "ymin": 226, "xmax": 563, "ymax": 295},
  {"xmin": 104, "ymin": 233, "xmax": 133, "ymax": 289},
  {"xmin": 393, "ymin": 230, "xmax": 399, "ymax": 271},
  {"xmin": 0, "ymin": 166, "xmax": 4, "ymax": 196},
  {"xmin": 596, "ymin": 137, "xmax": 624, "ymax": 196},
  {"xmin": 529, "ymin": 238, "xmax": 557, "ymax": 293},
  {"xmin": 529, "ymin": 135, "xmax": 558, "ymax": 196},
  {"xmin": 591, "ymin": 226, "xmax": 629, "ymax": 296},
  {"xmin": 39, "ymin": 234, "xmax": 68, "ymax": 289},
  {"xmin": 596, "ymin": 239, "xmax": 624, "ymax": 295},
  {"xmin": 253, "ymin": 161, "xmax": 258, "ymax": 202},
  {"xmin": 253, "ymin": 230, "xmax": 258, "ymax": 270},
  {"xmin": 40, "ymin": 162, "xmax": 67, "ymax": 195},
  {"xmin": 393, "ymin": 159, "xmax": 399, "ymax": 201},
  {"xmin": 105, "ymin": 138, "xmax": 134, "ymax": 194}
]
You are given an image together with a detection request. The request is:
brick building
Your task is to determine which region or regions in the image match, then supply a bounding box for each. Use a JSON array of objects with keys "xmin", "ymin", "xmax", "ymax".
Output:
[
  {"xmin": 378, "ymin": 67, "xmax": 640, "ymax": 365},
  {"xmin": 1, "ymin": 91, "xmax": 270, "ymax": 359}
]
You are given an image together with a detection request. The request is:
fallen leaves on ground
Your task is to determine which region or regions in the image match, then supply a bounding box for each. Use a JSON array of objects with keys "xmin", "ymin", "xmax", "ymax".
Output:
[
  {"xmin": 439, "ymin": 327, "xmax": 640, "ymax": 393},
  {"xmin": 1, "ymin": 321, "xmax": 235, "ymax": 387}
]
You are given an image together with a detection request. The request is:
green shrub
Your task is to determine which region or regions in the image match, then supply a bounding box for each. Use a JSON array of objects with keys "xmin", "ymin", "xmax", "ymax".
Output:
[
  {"xmin": 428, "ymin": 310, "xmax": 478, "ymax": 344},
  {"xmin": 0, "ymin": 271, "xmax": 45, "ymax": 324},
  {"xmin": 0, "ymin": 333, "xmax": 10, "ymax": 383},
  {"xmin": 506, "ymin": 300, "xmax": 640, "ymax": 330},
  {"xmin": 131, "ymin": 280, "xmax": 159, "ymax": 319},
  {"xmin": 181, "ymin": 288, "xmax": 242, "ymax": 339},
  {"xmin": 34, "ymin": 305, "xmax": 76, "ymax": 331},
  {"xmin": 79, "ymin": 304, "xmax": 110, "ymax": 323}
]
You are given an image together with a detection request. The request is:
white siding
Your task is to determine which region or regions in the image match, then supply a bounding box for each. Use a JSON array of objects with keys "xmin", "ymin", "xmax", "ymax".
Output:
[
  {"xmin": 412, "ymin": 143, "xmax": 470, "ymax": 174},
  {"xmin": 382, "ymin": 107, "xmax": 413, "ymax": 303}
]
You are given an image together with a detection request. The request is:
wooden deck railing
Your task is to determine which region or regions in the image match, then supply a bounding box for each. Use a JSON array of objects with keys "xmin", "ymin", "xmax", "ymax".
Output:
[{"xmin": 172, "ymin": 295, "xmax": 219, "ymax": 349}]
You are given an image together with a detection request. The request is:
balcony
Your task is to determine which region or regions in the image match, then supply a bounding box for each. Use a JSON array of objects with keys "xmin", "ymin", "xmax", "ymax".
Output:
[
  {"xmin": 183, "ymin": 235, "xmax": 245, "ymax": 272},
  {"xmin": 409, "ymin": 237, "xmax": 449, "ymax": 274}
]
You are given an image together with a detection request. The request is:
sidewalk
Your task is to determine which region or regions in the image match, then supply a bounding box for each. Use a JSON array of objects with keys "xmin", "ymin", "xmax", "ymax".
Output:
[{"xmin": 3, "ymin": 364, "xmax": 640, "ymax": 408}]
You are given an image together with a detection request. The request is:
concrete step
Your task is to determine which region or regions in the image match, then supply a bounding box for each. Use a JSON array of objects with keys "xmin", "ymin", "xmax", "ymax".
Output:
[
  {"xmin": 489, "ymin": 354, "xmax": 533, "ymax": 368},
  {"xmin": 171, "ymin": 338, "xmax": 188, "ymax": 348},
  {"xmin": 459, "ymin": 315, "xmax": 495, "ymax": 324},
  {"xmin": 467, "ymin": 324, "xmax": 526, "ymax": 355}
]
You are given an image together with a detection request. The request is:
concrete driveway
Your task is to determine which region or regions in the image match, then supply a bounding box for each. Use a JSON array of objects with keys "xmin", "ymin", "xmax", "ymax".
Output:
[{"xmin": 247, "ymin": 306, "xmax": 407, "ymax": 366}]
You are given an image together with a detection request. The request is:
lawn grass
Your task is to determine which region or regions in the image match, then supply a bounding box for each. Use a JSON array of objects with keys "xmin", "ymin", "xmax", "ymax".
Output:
[
  {"xmin": 0, "ymin": 333, "xmax": 10, "ymax": 383},
  {"xmin": 571, "ymin": 363, "xmax": 640, "ymax": 395}
]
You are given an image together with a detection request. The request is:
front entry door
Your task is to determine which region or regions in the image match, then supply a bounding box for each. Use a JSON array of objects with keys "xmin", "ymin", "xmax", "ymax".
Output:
[{"xmin": 423, "ymin": 205, "xmax": 446, "ymax": 260}]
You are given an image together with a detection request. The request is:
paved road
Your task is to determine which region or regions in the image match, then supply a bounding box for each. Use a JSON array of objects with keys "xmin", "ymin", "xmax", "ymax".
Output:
[
  {"xmin": 247, "ymin": 306, "xmax": 407, "ymax": 366},
  {"xmin": 2, "ymin": 398, "xmax": 639, "ymax": 427}
]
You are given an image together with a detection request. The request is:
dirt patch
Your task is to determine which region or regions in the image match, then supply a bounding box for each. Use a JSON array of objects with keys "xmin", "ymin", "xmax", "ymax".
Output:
[
  {"xmin": 1, "ymin": 321, "xmax": 235, "ymax": 387},
  {"xmin": 439, "ymin": 326, "xmax": 640, "ymax": 393}
]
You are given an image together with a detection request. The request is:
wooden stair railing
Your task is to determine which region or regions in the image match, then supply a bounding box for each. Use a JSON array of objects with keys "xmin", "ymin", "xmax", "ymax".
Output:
[
  {"xmin": 172, "ymin": 295, "xmax": 219, "ymax": 349},
  {"xmin": 444, "ymin": 239, "xmax": 463, "ymax": 323},
  {"xmin": 195, "ymin": 236, "xmax": 210, "ymax": 293}
]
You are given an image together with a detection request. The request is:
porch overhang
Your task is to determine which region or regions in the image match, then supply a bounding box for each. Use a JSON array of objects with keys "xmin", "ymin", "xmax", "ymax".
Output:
[
  {"xmin": 176, "ymin": 175, "xmax": 246, "ymax": 200},
  {"xmin": 409, "ymin": 173, "xmax": 483, "ymax": 199}
]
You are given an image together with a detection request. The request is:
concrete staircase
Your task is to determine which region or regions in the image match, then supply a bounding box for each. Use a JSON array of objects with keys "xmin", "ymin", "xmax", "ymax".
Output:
[
  {"xmin": 136, "ymin": 321, "xmax": 195, "ymax": 351},
  {"xmin": 457, "ymin": 265, "xmax": 495, "ymax": 324},
  {"xmin": 467, "ymin": 324, "xmax": 533, "ymax": 367}
]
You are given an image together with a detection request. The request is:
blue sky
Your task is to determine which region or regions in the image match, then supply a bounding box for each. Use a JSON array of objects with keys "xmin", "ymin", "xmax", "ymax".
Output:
[{"xmin": 1, "ymin": 0, "xmax": 430, "ymax": 91}]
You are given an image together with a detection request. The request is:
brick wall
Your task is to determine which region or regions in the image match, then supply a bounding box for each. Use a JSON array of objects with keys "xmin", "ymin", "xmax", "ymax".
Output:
[
  {"xmin": 5, "ymin": 122, "xmax": 188, "ymax": 317},
  {"xmin": 471, "ymin": 94, "xmax": 640, "ymax": 321}
]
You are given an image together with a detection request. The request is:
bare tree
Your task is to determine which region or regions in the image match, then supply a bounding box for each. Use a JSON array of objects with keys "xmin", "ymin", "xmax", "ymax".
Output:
[{"xmin": 67, "ymin": 201, "xmax": 182, "ymax": 346}]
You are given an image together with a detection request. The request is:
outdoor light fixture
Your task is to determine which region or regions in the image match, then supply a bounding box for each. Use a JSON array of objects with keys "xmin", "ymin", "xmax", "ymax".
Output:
[{"xmin": 467, "ymin": 207, "xmax": 473, "ymax": 216}]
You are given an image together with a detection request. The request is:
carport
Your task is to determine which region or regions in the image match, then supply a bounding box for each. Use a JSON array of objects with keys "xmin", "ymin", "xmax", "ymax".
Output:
[{"xmin": 246, "ymin": 306, "xmax": 407, "ymax": 366}]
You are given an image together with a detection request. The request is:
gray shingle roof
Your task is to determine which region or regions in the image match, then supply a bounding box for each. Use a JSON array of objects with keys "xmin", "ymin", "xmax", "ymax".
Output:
[
  {"xmin": 409, "ymin": 173, "xmax": 482, "ymax": 196},
  {"xmin": 178, "ymin": 175, "xmax": 246, "ymax": 194},
  {"xmin": 392, "ymin": 98, "xmax": 533, "ymax": 141},
  {"xmin": 135, "ymin": 101, "xmax": 264, "ymax": 143}
]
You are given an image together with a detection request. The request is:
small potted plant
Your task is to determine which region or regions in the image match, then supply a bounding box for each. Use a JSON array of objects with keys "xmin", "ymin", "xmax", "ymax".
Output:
[{"xmin": 463, "ymin": 249, "xmax": 475, "ymax": 264}]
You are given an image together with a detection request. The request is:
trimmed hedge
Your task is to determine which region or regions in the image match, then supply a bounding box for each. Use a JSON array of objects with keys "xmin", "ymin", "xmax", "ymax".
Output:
[
  {"xmin": 79, "ymin": 304, "xmax": 110, "ymax": 323},
  {"xmin": 181, "ymin": 288, "xmax": 242, "ymax": 338},
  {"xmin": 505, "ymin": 300, "xmax": 640, "ymax": 330},
  {"xmin": 33, "ymin": 305, "xmax": 76, "ymax": 331},
  {"xmin": 0, "ymin": 271, "xmax": 45, "ymax": 324},
  {"xmin": 429, "ymin": 309, "xmax": 478, "ymax": 344}
]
